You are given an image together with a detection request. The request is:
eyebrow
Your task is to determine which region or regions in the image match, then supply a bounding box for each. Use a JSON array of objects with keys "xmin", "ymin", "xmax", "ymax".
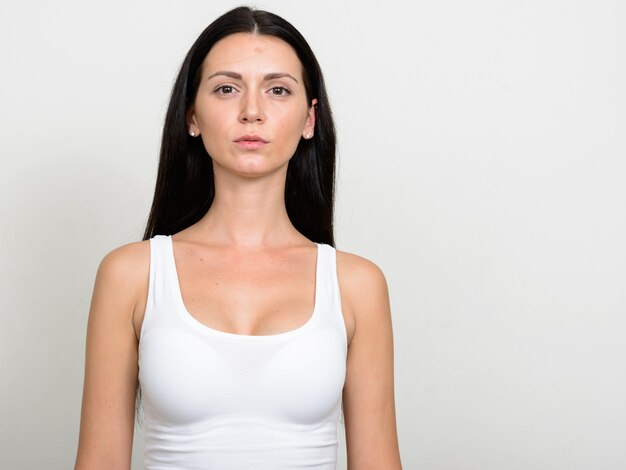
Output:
[{"xmin": 207, "ymin": 71, "xmax": 299, "ymax": 84}]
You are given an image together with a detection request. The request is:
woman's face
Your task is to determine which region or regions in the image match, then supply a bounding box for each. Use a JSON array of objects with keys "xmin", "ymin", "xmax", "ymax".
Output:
[{"xmin": 187, "ymin": 33, "xmax": 317, "ymax": 177}]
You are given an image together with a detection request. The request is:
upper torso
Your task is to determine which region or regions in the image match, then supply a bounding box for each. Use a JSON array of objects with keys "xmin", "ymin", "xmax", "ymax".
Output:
[
  {"xmin": 130, "ymin": 235, "xmax": 356, "ymax": 346},
  {"xmin": 133, "ymin": 234, "xmax": 357, "ymax": 469}
]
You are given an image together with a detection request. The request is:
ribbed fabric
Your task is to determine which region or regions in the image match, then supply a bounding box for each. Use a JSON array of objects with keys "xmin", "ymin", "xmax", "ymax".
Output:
[{"xmin": 138, "ymin": 235, "xmax": 347, "ymax": 469}]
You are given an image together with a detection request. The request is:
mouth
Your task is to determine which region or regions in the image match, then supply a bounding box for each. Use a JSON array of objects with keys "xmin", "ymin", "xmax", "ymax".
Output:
[
  {"xmin": 234, "ymin": 134, "xmax": 269, "ymax": 143},
  {"xmin": 234, "ymin": 134, "xmax": 269, "ymax": 150}
]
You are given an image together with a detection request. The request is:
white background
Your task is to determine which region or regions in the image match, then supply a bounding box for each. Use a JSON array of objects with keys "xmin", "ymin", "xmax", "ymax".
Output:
[{"xmin": 1, "ymin": 1, "xmax": 625, "ymax": 469}]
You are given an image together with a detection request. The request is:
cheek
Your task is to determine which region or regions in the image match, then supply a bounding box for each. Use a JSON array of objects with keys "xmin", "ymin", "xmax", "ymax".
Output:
[
  {"xmin": 196, "ymin": 105, "xmax": 224, "ymax": 132},
  {"xmin": 197, "ymin": 108, "xmax": 229, "ymax": 151},
  {"xmin": 277, "ymin": 124, "xmax": 306, "ymax": 159},
  {"xmin": 276, "ymin": 106, "xmax": 308, "ymax": 137}
]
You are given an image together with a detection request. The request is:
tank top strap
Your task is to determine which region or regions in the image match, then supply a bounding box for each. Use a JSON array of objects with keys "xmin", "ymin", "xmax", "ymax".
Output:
[
  {"xmin": 314, "ymin": 243, "xmax": 348, "ymax": 353},
  {"xmin": 141, "ymin": 235, "xmax": 178, "ymax": 336}
]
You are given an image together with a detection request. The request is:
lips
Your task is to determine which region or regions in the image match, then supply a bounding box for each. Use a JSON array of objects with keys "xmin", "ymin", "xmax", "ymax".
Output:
[
  {"xmin": 234, "ymin": 134, "xmax": 269, "ymax": 150},
  {"xmin": 234, "ymin": 134, "xmax": 268, "ymax": 143}
]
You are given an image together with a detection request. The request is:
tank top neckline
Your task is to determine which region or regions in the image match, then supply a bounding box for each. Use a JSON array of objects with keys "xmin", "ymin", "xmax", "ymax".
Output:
[{"xmin": 164, "ymin": 234, "xmax": 324, "ymax": 342}]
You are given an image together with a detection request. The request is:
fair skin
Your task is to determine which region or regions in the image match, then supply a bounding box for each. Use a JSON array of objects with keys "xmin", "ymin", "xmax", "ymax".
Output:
[{"xmin": 75, "ymin": 32, "xmax": 401, "ymax": 469}]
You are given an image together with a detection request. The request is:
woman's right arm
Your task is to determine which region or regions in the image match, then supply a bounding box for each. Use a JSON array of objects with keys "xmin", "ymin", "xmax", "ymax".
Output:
[{"xmin": 74, "ymin": 242, "xmax": 149, "ymax": 470}]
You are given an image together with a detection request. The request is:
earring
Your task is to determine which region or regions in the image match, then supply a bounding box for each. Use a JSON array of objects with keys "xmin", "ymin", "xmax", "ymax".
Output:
[
  {"xmin": 306, "ymin": 133, "xmax": 312, "ymax": 139},
  {"xmin": 189, "ymin": 130, "xmax": 195, "ymax": 136}
]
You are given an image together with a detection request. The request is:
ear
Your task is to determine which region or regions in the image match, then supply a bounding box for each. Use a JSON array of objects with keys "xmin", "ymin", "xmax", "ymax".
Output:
[
  {"xmin": 302, "ymin": 98, "xmax": 317, "ymax": 139},
  {"xmin": 186, "ymin": 107, "xmax": 199, "ymax": 136}
]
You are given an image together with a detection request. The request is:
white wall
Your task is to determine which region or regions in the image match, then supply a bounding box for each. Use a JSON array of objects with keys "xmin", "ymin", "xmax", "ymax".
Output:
[{"xmin": 1, "ymin": 1, "xmax": 624, "ymax": 468}]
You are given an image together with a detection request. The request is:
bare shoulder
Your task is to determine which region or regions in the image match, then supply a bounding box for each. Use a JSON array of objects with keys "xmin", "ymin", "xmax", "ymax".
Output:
[
  {"xmin": 335, "ymin": 248, "xmax": 391, "ymax": 346},
  {"xmin": 94, "ymin": 240, "xmax": 151, "ymax": 339},
  {"xmin": 97, "ymin": 239, "xmax": 150, "ymax": 287},
  {"xmin": 335, "ymin": 248, "xmax": 388, "ymax": 286}
]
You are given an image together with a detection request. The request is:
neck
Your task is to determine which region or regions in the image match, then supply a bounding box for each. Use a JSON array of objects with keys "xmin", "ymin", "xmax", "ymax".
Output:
[{"xmin": 193, "ymin": 166, "xmax": 301, "ymax": 248}]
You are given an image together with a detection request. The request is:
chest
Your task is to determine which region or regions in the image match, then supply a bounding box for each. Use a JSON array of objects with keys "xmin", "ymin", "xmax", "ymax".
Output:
[
  {"xmin": 132, "ymin": 240, "xmax": 356, "ymax": 345},
  {"xmin": 177, "ymin": 254, "xmax": 317, "ymax": 336}
]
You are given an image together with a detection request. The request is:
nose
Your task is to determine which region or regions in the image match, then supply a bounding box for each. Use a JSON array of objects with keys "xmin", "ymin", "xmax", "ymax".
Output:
[{"xmin": 238, "ymin": 91, "xmax": 264, "ymax": 123}]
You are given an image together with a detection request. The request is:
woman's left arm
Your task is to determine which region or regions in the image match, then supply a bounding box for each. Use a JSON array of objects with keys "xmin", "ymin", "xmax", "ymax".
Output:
[{"xmin": 339, "ymin": 253, "xmax": 403, "ymax": 469}]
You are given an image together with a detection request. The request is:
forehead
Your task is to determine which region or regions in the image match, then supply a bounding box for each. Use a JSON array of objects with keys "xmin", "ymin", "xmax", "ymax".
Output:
[{"xmin": 202, "ymin": 33, "xmax": 303, "ymax": 78}]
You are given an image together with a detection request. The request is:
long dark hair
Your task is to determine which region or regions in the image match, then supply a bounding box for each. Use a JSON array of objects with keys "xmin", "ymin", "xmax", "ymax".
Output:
[{"xmin": 142, "ymin": 6, "xmax": 337, "ymax": 246}]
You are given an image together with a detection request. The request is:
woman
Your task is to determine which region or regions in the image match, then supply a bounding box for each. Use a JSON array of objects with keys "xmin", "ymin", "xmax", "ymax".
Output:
[{"xmin": 75, "ymin": 6, "xmax": 402, "ymax": 469}]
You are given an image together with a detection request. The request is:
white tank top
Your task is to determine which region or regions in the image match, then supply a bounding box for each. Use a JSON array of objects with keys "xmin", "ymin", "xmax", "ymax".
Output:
[{"xmin": 138, "ymin": 235, "xmax": 347, "ymax": 469}]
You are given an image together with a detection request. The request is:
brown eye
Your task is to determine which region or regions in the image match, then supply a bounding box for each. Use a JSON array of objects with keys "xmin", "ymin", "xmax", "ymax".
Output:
[
  {"xmin": 215, "ymin": 85, "xmax": 235, "ymax": 94},
  {"xmin": 270, "ymin": 87, "xmax": 291, "ymax": 96}
]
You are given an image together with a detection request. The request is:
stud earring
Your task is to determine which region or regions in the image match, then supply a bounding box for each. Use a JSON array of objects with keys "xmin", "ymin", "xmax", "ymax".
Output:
[
  {"xmin": 189, "ymin": 130, "xmax": 195, "ymax": 136},
  {"xmin": 306, "ymin": 133, "xmax": 312, "ymax": 139}
]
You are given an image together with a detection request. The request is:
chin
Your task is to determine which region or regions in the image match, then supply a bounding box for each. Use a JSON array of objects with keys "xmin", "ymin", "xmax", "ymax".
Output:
[{"xmin": 215, "ymin": 159, "xmax": 289, "ymax": 178}]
